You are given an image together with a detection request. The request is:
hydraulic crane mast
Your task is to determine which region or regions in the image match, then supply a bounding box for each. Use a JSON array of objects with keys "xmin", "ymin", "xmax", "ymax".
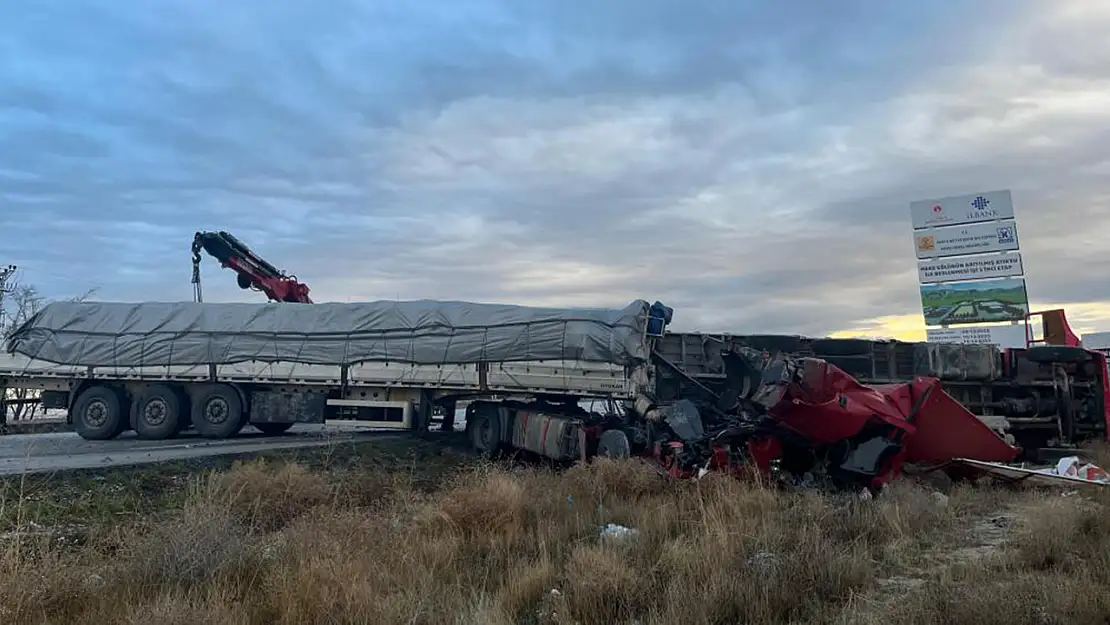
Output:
[{"xmin": 191, "ymin": 231, "xmax": 313, "ymax": 303}]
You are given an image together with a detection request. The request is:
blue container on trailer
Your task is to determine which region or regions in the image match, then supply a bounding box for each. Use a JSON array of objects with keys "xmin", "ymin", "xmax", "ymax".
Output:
[{"xmin": 646, "ymin": 301, "xmax": 673, "ymax": 337}]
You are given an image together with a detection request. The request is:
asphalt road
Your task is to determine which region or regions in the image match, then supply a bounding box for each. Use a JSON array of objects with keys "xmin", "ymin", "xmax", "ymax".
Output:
[{"xmin": 0, "ymin": 422, "xmax": 401, "ymax": 476}]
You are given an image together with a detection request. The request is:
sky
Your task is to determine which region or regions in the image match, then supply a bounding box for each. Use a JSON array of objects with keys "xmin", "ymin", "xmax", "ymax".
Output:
[{"xmin": 2, "ymin": 0, "xmax": 1110, "ymax": 340}]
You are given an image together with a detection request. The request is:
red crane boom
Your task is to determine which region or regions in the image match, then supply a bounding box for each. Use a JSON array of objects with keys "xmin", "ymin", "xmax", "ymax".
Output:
[{"xmin": 191, "ymin": 231, "xmax": 313, "ymax": 303}]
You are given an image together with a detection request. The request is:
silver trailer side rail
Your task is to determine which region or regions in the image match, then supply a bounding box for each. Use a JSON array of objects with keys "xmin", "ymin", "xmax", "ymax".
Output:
[{"xmin": 0, "ymin": 353, "xmax": 633, "ymax": 399}]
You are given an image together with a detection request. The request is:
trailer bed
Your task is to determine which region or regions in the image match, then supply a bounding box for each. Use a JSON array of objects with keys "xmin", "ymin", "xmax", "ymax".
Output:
[{"xmin": 0, "ymin": 353, "xmax": 631, "ymax": 398}]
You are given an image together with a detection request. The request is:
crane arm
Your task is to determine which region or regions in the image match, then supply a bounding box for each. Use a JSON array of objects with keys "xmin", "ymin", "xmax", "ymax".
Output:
[{"xmin": 191, "ymin": 231, "xmax": 313, "ymax": 303}]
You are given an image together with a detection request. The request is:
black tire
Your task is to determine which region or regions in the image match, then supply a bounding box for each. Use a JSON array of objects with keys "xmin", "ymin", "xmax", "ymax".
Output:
[
  {"xmin": 113, "ymin": 413, "xmax": 130, "ymax": 437},
  {"xmin": 72, "ymin": 385, "xmax": 125, "ymax": 441},
  {"xmin": 190, "ymin": 385, "xmax": 245, "ymax": 439},
  {"xmin": 468, "ymin": 409, "xmax": 502, "ymax": 456},
  {"xmin": 231, "ymin": 415, "xmax": 248, "ymax": 436},
  {"xmin": 1026, "ymin": 345, "xmax": 1090, "ymax": 364},
  {"xmin": 596, "ymin": 429, "xmax": 631, "ymax": 459},
  {"xmin": 254, "ymin": 422, "xmax": 294, "ymax": 436},
  {"xmin": 134, "ymin": 385, "xmax": 183, "ymax": 440}
]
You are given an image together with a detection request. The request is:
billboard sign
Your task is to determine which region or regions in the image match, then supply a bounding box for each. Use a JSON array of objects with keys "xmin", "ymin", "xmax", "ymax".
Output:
[
  {"xmin": 926, "ymin": 325, "xmax": 1027, "ymax": 349},
  {"xmin": 918, "ymin": 251, "xmax": 1023, "ymax": 283},
  {"xmin": 914, "ymin": 219, "xmax": 1019, "ymax": 259},
  {"xmin": 919, "ymin": 277, "xmax": 1030, "ymax": 326},
  {"xmin": 910, "ymin": 189, "xmax": 1014, "ymax": 229}
]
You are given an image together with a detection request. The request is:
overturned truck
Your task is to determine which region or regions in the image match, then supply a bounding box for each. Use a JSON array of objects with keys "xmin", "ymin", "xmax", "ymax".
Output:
[
  {"xmin": 5, "ymin": 298, "xmax": 1091, "ymax": 490},
  {"xmin": 654, "ymin": 316, "xmax": 1110, "ymax": 461}
]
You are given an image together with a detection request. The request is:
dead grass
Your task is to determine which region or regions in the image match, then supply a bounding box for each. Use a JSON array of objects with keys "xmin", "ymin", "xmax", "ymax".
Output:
[{"xmin": 1, "ymin": 451, "xmax": 1109, "ymax": 625}]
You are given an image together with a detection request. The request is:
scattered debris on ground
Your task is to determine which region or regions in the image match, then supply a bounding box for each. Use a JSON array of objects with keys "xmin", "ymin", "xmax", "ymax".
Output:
[{"xmin": 940, "ymin": 455, "xmax": 1110, "ymax": 490}]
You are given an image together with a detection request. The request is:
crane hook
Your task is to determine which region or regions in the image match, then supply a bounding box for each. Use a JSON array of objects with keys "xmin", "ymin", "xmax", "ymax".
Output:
[{"xmin": 191, "ymin": 234, "xmax": 204, "ymax": 303}]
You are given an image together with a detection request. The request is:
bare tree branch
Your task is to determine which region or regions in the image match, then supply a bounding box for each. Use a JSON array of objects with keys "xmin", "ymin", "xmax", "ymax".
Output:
[
  {"xmin": 1, "ymin": 275, "xmax": 97, "ymax": 422},
  {"xmin": 70, "ymin": 287, "xmax": 99, "ymax": 303}
]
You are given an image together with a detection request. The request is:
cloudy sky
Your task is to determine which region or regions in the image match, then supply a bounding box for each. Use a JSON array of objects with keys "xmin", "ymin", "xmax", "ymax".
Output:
[{"xmin": 2, "ymin": 0, "xmax": 1110, "ymax": 339}]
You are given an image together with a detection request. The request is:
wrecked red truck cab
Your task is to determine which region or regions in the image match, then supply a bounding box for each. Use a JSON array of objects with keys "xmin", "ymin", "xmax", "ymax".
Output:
[
  {"xmin": 640, "ymin": 349, "xmax": 1019, "ymax": 492},
  {"xmin": 653, "ymin": 321, "xmax": 1109, "ymax": 463}
]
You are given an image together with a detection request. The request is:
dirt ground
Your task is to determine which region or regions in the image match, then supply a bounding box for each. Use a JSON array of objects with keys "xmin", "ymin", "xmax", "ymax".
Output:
[{"xmin": 2, "ymin": 437, "xmax": 1110, "ymax": 625}]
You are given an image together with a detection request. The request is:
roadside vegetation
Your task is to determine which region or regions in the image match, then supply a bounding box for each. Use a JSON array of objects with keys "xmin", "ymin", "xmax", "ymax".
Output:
[{"xmin": 1, "ymin": 439, "xmax": 1109, "ymax": 624}]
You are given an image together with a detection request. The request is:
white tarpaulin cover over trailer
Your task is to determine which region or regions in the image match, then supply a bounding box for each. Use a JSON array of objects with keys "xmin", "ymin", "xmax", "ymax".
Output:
[{"xmin": 5, "ymin": 299, "xmax": 658, "ymax": 368}]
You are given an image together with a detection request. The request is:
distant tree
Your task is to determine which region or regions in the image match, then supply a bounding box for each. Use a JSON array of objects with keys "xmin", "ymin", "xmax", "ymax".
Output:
[{"xmin": 1, "ymin": 275, "xmax": 96, "ymax": 422}]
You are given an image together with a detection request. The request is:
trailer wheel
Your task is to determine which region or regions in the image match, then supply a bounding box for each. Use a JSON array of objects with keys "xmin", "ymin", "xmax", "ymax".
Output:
[
  {"xmin": 469, "ymin": 410, "xmax": 502, "ymax": 456},
  {"xmin": 190, "ymin": 385, "xmax": 245, "ymax": 439},
  {"xmin": 254, "ymin": 422, "xmax": 294, "ymax": 436},
  {"xmin": 597, "ymin": 429, "xmax": 631, "ymax": 459},
  {"xmin": 72, "ymin": 386, "xmax": 125, "ymax": 441},
  {"xmin": 134, "ymin": 385, "xmax": 183, "ymax": 440},
  {"xmin": 1026, "ymin": 345, "xmax": 1090, "ymax": 365}
]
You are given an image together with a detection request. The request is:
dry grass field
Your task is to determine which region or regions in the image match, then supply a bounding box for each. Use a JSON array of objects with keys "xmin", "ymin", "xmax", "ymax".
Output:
[{"xmin": 1, "ymin": 438, "xmax": 1109, "ymax": 625}]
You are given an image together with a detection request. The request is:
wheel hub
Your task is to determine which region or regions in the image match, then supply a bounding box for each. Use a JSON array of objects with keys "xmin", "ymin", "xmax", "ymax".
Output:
[
  {"xmin": 142, "ymin": 398, "xmax": 168, "ymax": 426},
  {"xmin": 204, "ymin": 397, "xmax": 230, "ymax": 424},
  {"xmin": 85, "ymin": 399, "xmax": 108, "ymax": 428}
]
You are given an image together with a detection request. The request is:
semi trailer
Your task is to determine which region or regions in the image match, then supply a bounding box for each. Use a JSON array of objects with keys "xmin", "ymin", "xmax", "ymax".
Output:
[
  {"xmin": 0, "ymin": 299, "xmax": 667, "ymax": 440},
  {"xmin": 1, "ymin": 297, "xmax": 1098, "ymax": 488}
]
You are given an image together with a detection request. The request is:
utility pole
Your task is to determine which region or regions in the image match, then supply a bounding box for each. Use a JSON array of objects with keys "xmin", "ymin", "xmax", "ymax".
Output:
[
  {"xmin": 0, "ymin": 265, "xmax": 12, "ymax": 428},
  {"xmin": 0, "ymin": 264, "xmax": 15, "ymax": 325}
]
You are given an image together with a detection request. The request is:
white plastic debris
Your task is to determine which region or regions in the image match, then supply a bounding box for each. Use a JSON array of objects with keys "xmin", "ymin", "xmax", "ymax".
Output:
[
  {"xmin": 599, "ymin": 523, "xmax": 640, "ymax": 541},
  {"xmin": 950, "ymin": 457, "xmax": 1110, "ymax": 488},
  {"xmin": 1041, "ymin": 456, "xmax": 1110, "ymax": 483}
]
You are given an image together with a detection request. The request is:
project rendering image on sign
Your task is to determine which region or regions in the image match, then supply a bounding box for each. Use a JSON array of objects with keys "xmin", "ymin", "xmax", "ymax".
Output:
[{"xmin": 919, "ymin": 277, "xmax": 1030, "ymax": 326}]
